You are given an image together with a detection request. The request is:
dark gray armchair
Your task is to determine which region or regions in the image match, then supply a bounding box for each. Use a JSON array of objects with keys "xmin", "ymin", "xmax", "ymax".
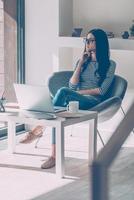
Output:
[{"xmin": 48, "ymin": 71, "xmax": 128, "ymax": 146}]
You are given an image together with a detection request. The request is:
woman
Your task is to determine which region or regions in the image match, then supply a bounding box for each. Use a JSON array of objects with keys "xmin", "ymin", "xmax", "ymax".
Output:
[{"xmin": 20, "ymin": 28, "xmax": 116, "ymax": 169}]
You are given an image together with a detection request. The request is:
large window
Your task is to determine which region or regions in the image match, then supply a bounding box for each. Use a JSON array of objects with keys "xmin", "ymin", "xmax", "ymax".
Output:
[
  {"xmin": 0, "ymin": 1, "xmax": 4, "ymax": 99},
  {"xmin": 0, "ymin": 0, "xmax": 25, "ymax": 136}
]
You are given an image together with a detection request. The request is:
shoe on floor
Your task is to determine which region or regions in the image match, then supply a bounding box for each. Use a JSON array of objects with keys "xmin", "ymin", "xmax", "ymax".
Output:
[
  {"xmin": 20, "ymin": 125, "xmax": 44, "ymax": 144},
  {"xmin": 41, "ymin": 156, "xmax": 55, "ymax": 169}
]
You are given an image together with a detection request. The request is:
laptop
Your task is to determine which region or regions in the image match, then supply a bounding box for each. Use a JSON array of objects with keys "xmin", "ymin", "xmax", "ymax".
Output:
[{"xmin": 14, "ymin": 83, "xmax": 65, "ymax": 119}]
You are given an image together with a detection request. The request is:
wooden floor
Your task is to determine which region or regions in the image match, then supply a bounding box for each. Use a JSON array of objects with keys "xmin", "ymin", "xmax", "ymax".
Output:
[{"xmin": 0, "ymin": 126, "xmax": 134, "ymax": 200}]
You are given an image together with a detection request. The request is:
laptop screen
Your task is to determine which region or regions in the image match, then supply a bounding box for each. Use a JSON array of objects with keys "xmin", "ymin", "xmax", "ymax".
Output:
[{"xmin": 14, "ymin": 83, "xmax": 55, "ymax": 113}]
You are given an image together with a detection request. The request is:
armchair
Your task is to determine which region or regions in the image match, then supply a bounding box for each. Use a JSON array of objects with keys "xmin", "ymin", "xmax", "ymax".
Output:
[{"xmin": 48, "ymin": 71, "xmax": 128, "ymax": 146}]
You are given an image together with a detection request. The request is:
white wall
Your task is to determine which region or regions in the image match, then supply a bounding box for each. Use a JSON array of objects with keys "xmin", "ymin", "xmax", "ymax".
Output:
[
  {"xmin": 73, "ymin": 0, "xmax": 134, "ymax": 37},
  {"xmin": 111, "ymin": 50, "xmax": 134, "ymax": 88},
  {"xmin": 25, "ymin": 0, "xmax": 58, "ymax": 85},
  {"xmin": 59, "ymin": 0, "xmax": 73, "ymax": 36},
  {"xmin": 59, "ymin": 48, "xmax": 73, "ymax": 71}
]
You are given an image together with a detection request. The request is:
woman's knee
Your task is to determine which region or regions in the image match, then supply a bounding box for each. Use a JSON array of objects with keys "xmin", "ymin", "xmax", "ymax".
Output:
[{"xmin": 57, "ymin": 87, "xmax": 70, "ymax": 95}]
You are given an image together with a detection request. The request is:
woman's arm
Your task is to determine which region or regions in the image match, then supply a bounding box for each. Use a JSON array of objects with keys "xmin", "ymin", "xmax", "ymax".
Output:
[
  {"xmin": 69, "ymin": 60, "xmax": 83, "ymax": 85},
  {"xmin": 70, "ymin": 51, "xmax": 91, "ymax": 85},
  {"xmin": 77, "ymin": 88, "xmax": 100, "ymax": 95}
]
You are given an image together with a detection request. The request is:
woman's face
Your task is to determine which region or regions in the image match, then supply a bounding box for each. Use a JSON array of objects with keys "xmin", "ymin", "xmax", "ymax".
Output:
[{"xmin": 85, "ymin": 33, "xmax": 96, "ymax": 52}]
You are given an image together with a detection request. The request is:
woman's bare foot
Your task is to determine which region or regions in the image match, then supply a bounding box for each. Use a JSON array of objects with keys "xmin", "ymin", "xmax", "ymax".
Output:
[{"xmin": 20, "ymin": 125, "xmax": 44, "ymax": 144}]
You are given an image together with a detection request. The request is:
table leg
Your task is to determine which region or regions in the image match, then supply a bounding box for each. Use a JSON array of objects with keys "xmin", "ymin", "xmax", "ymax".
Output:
[
  {"xmin": 88, "ymin": 117, "xmax": 98, "ymax": 165},
  {"xmin": 56, "ymin": 124, "xmax": 64, "ymax": 178},
  {"xmin": 7, "ymin": 120, "xmax": 16, "ymax": 153}
]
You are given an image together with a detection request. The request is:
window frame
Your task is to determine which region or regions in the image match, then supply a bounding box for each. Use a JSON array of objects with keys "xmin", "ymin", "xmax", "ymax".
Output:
[
  {"xmin": 17, "ymin": 0, "xmax": 25, "ymax": 84},
  {"xmin": 0, "ymin": 0, "xmax": 25, "ymax": 138}
]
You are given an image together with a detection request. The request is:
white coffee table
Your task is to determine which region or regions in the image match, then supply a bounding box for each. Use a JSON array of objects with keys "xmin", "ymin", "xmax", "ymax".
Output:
[{"xmin": 0, "ymin": 109, "xmax": 98, "ymax": 178}]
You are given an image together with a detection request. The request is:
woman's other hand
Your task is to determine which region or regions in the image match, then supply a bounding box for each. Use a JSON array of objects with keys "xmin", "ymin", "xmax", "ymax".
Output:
[{"xmin": 79, "ymin": 51, "xmax": 91, "ymax": 64}]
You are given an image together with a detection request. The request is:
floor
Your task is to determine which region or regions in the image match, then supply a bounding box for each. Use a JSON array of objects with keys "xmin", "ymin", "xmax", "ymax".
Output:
[{"xmin": 0, "ymin": 126, "xmax": 134, "ymax": 200}]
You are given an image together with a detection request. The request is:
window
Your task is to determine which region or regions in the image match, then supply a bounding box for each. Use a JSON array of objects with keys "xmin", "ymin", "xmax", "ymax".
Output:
[
  {"xmin": 0, "ymin": 1, "xmax": 4, "ymax": 100},
  {"xmin": 0, "ymin": 0, "xmax": 25, "ymax": 137}
]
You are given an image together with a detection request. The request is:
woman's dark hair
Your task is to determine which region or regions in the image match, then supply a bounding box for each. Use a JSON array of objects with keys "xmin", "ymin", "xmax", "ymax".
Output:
[{"xmin": 84, "ymin": 28, "xmax": 110, "ymax": 84}]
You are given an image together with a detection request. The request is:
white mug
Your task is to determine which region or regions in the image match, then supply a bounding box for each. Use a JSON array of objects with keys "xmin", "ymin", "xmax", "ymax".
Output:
[{"xmin": 67, "ymin": 101, "xmax": 79, "ymax": 113}]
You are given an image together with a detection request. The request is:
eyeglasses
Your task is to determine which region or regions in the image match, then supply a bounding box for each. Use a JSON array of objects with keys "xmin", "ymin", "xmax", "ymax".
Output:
[{"xmin": 83, "ymin": 38, "xmax": 96, "ymax": 44}]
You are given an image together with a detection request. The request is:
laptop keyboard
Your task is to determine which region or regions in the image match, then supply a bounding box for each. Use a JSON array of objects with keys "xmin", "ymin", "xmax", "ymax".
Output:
[
  {"xmin": 20, "ymin": 110, "xmax": 57, "ymax": 119},
  {"xmin": 54, "ymin": 106, "xmax": 66, "ymax": 113}
]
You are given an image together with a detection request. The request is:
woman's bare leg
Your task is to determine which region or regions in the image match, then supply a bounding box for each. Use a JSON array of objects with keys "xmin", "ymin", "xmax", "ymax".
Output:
[
  {"xmin": 51, "ymin": 144, "xmax": 56, "ymax": 158},
  {"xmin": 20, "ymin": 125, "xmax": 44, "ymax": 144}
]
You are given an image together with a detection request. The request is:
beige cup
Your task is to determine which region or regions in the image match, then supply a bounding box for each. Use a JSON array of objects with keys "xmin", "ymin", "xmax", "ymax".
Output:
[{"xmin": 67, "ymin": 101, "xmax": 79, "ymax": 113}]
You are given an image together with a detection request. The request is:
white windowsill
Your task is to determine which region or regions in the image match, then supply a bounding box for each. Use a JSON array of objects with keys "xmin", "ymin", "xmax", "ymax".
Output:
[{"xmin": 58, "ymin": 36, "xmax": 134, "ymax": 50}]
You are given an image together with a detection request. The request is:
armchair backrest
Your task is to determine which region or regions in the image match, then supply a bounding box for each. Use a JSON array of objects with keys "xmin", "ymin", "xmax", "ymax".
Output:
[
  {"xmin": 48, "ymin": 71, "xmax": 73, "ymax": 97},
  {"xmin": 103, "ymin": 75, "xmax": 128, "ymax": 100},
  {"xmin": 48, "ymin": 71, "xmax": 127, "ymax": 101}
]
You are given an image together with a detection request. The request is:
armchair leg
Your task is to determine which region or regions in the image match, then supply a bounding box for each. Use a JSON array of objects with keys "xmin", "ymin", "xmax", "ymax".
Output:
[
  {"xmin": 70, "ymin": 125, "xmax": 74, "ymax": 137},
  {"xmin": 34, "ymin": 127, "xmax": 47, "ymax": 148},
  {"xmin": 97, "ymin": 130, "xmax": 105, "ymax": 147},
  {"xmin": 70, "ymin": 125, "xmax": 105, "ymax": 147},
  {"xmin": 35, "ymin": 136, "xmax": 42, "ymax": 148},
  {"xmin": 121, "ymin": 106, "xmax": 134, "ymax": 134},
  {"xmin": 121, "ymin": 106, "xmax": 126, "ymax": 116}
]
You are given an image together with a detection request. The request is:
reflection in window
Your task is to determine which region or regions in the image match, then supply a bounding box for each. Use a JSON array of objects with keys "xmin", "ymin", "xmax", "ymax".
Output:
[
  {"xmin": 0, "ymin": 0, "xmax": 25, "ymax": 134},
  {"xmin": 0, "ymin": 1, "xmax": 4, "ymax": 99}
]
